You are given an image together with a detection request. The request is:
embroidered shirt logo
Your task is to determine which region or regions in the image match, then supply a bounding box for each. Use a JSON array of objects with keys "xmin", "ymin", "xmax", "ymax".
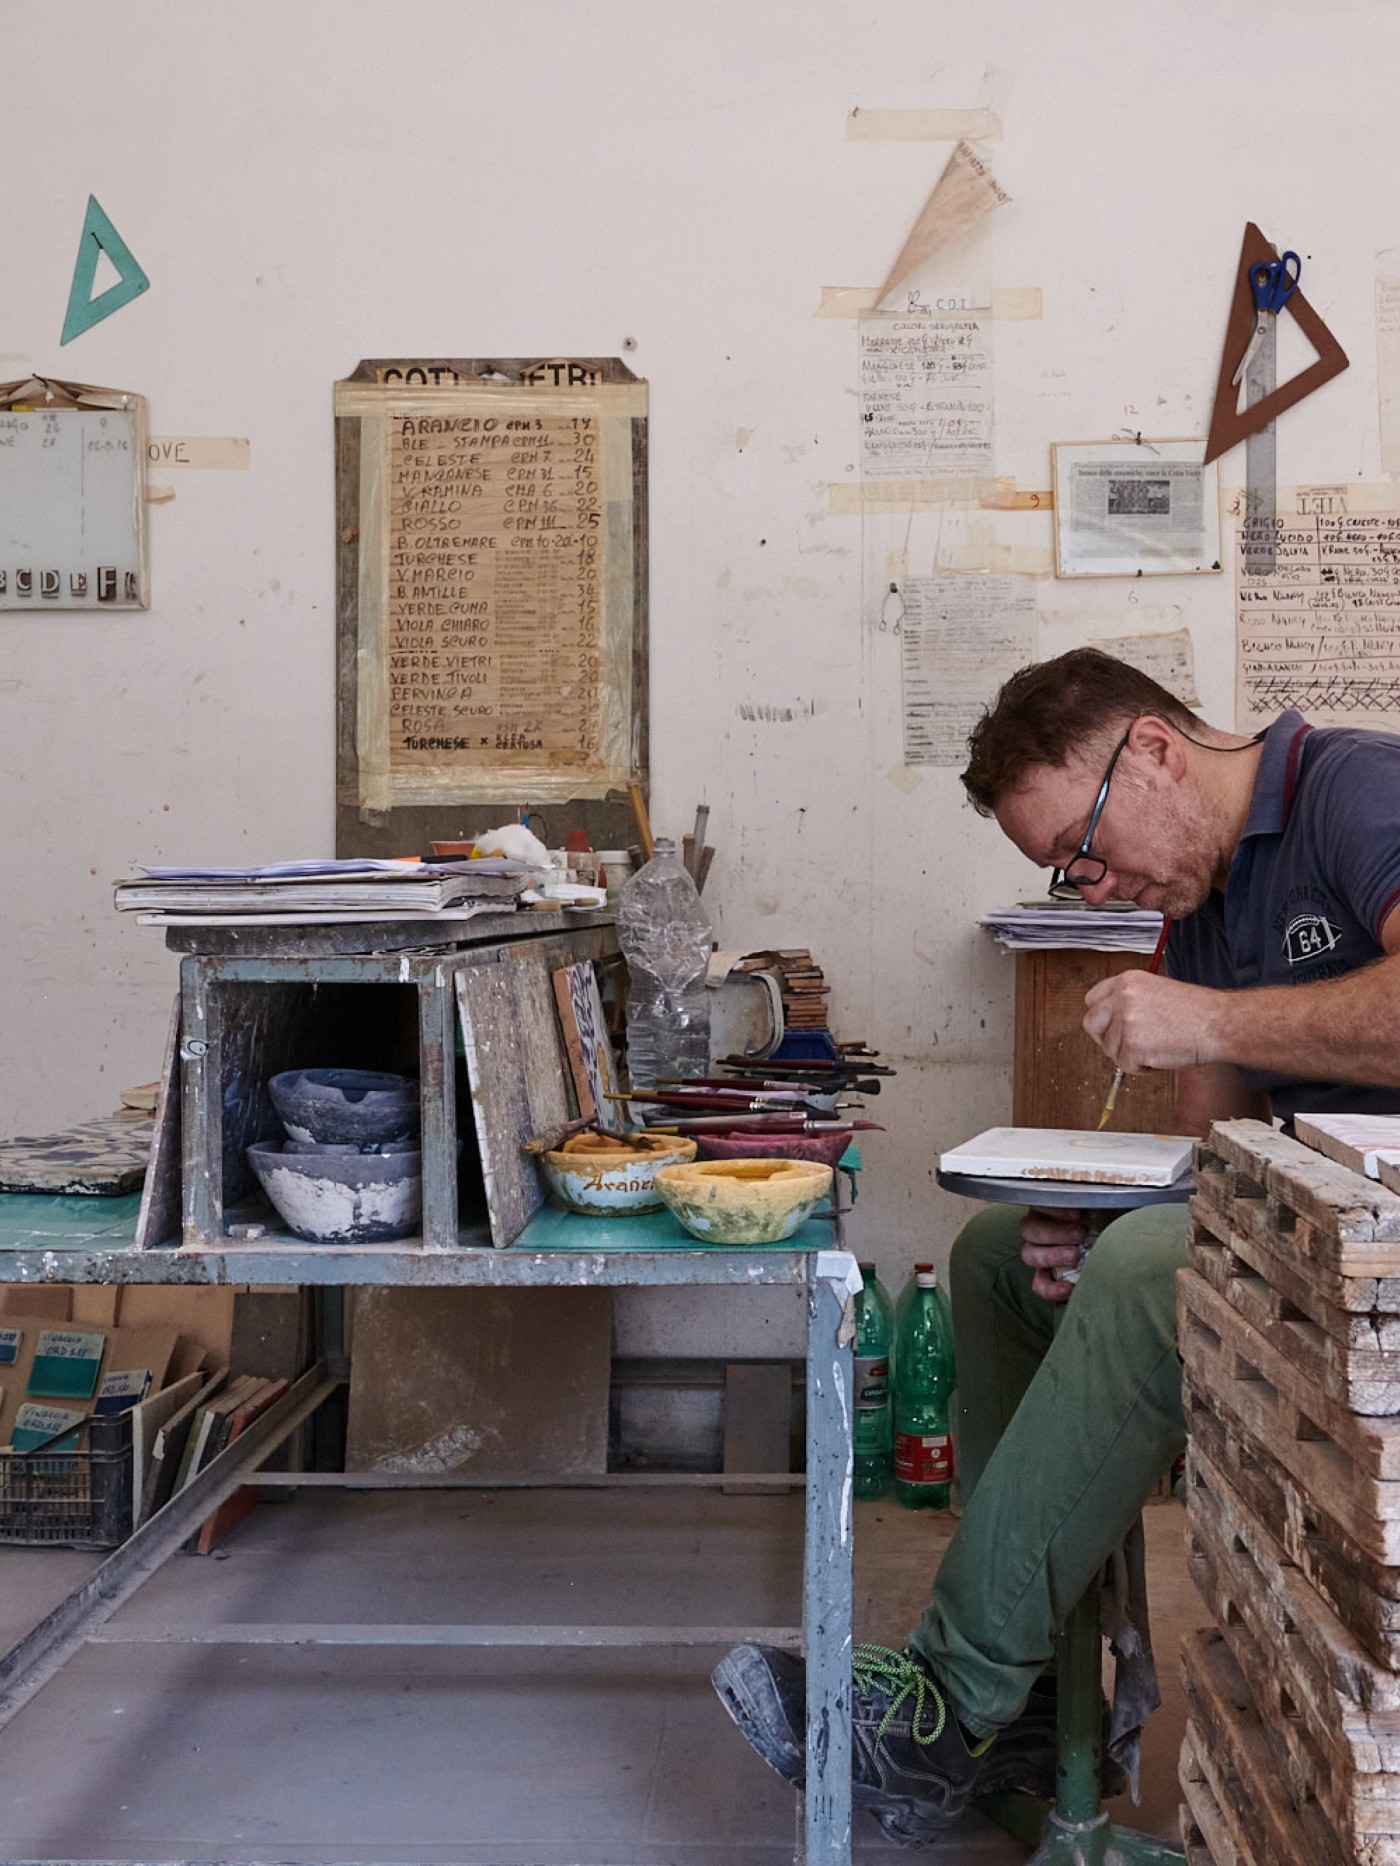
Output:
[{"xmin": 1283, "ymin": 913, "xmax": 1342, "ymax": 965}]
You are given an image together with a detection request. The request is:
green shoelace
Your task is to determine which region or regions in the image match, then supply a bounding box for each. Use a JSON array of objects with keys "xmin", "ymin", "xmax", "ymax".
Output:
[
  {"xmin": 851, "ymin": 1645, "xmax": 997, "ymax": 1757},
  {"xmin": 852, "ymin": 1644, "xmax": 948, "ymax": 1748}
]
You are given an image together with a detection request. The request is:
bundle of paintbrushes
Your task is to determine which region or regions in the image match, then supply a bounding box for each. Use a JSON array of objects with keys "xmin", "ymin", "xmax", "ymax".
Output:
[{"xmin": 606, "ymin": 1064, "xmax": 889, "ymax": 1136}]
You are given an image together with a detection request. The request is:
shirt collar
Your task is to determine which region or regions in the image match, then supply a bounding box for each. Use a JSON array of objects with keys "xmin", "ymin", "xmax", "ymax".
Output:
[{"xmin": 1238, "ymin": 710, "xmax": 1311, "ymax": 843}]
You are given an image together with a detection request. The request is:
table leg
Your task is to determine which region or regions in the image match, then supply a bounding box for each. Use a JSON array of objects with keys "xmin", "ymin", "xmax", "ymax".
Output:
[
  {"xmin": 418, "ymin": 965, "xmax": 460, "ymax": 1249},
  {"xmin": 803, "ymin": 1273, "xmax": 853, "ymax": 1866}
]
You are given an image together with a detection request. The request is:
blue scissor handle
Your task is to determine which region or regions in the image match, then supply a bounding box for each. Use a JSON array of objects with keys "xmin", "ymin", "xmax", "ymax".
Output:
[{"xmin": 1251, "ymin": 251, "xmax": 1301, "ymax": 315}]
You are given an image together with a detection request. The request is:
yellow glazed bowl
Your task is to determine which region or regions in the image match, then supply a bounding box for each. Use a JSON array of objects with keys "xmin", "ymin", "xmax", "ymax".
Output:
[
  {"xmin": 540, "ymin": 1133, "xmax": 697, "ymax": 1215},
  {"xmin": 653, "ymin": 1157, "xmax": 833, "ymax": 1245}
]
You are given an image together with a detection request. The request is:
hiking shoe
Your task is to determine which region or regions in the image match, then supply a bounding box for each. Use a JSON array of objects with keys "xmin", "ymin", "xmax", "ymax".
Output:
[
  {"xmin": 713, "ymin": 1641, "xmax": 993, "ymax": 1843},
  {"xmin": 978, "ymin": 1675, "xmax": 1127, "ymax": 1803}
]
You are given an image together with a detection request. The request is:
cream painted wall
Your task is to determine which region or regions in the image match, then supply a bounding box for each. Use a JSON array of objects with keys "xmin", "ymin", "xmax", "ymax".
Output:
[{"xmin": 0, "ymin": 2, "xmax": 1392, "ymax": 1345}]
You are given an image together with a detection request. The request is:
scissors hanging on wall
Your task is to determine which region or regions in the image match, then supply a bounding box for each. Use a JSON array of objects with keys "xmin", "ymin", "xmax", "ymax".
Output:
[{"xmin": 1231, "ymin": 251, "xmax": 1302, "ymax": 387}]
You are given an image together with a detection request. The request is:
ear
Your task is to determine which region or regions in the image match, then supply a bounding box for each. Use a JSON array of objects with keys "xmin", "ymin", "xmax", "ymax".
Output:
[{"xmin": 1125, "ymin": 714, "xmax": 1187, "ymax": 782}]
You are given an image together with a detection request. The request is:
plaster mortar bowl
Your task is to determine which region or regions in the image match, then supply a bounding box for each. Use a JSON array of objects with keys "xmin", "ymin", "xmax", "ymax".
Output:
[
  {"xmin": 247, "ymin": 1140, "xmax": 421, "ymax": 1242},
  {"xmin": 653, "ymin": 1157, "xmax": 833, "ymax": 1245},
  {"xmin": 539, "ymin": 1130, "xmax": 697, "ymax": 1216},
  {"xmin": 268, "ymin": 1068, "xmax": 420, "ymax": 1147}
]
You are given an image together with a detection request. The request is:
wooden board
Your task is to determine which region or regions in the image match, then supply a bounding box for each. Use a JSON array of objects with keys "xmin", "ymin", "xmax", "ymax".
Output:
[
  {"xmin": 333, "ymin": 355, "xmax": 648, "ymax": 857},
  {"xmin": 1179, "ymin": 1268, "xmax": 1400, "ymax": 1482},
  {"xmin": 1014, "ymin": 948, "xmax": 1180, "ymax": 1133},
  {"xmin": 1189, "ymin": 1200, "xmax": 1400, "ymax": 1414},
  {"xmin": 345, "ymin": 1286, "xmax": 612, "ymax": 1475},
  {"xmin": 456, "ymin": 954, "xmax": 571, "ymax": 1247},
  {"xmin": 1178, "ymin": 1754, "xmax": 1234, "ymax": 1866},
  {"xmin": 1181, "ymin": 1631, "xmax": 1352, "ymax": 1866},
  {"xmin": 1187, "ymin": 1438, "xmax": 1400, "ymax": 1723},
  {"xmin": 1186, "ymin": 1378, "xmax": 1400, "ymax": 1667},
  {"xmin": 1201, "ymin": 1122, "xmax": 1400, "ymax": 1273}
]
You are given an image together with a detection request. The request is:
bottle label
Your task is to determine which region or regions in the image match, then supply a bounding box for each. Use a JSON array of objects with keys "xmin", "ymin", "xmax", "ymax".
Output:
[
  {"xmin": 854, "ymin": 1355, "xmax": 890, "ymax": 1409},
  {"xmin": 895, "ymin": 1432, "xmax": 954, "ymax": 1485}
]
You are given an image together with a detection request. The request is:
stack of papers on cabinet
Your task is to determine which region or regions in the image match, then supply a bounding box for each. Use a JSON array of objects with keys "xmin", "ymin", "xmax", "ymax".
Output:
[
  {"xmin": 980, "ymin": 901, "xmax": 1166, "ymax": 954},
  {"xmin": 114, "ymin": 858, "xmax": 535, "ymax": 924}
]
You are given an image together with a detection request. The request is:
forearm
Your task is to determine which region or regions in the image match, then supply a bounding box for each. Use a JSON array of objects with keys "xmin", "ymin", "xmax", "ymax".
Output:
[{"xmin": 1204, "ymin": 954, "xmax": 1400, "ymax": 1088}]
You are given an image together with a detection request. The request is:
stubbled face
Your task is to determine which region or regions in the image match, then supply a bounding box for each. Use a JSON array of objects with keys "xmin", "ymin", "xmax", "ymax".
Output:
[{"xmin": 991, "ymin": 747, "xmax": 1222, "ymax": 919}]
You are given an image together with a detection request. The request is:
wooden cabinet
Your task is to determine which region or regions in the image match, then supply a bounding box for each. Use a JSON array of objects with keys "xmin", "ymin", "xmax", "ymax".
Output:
[{"xmin": 1013, "ymin": 949, "xmax": 1179, "ymax": 1133}]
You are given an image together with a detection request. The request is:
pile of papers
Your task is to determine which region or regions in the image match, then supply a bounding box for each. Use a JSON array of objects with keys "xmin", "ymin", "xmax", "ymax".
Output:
[
  {"xmin": 114, "ymin": 858, "xmax": 537, "ymax": 926},
  {"xmin": 979, "ymin": 901, "xmax": 1166, "ymax": 954}
]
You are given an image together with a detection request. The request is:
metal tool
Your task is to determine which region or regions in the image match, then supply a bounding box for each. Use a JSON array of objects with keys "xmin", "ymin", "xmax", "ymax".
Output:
[{"xmin": 1231, "ymin": 251, "xmax": 1301, "ymax": 386}]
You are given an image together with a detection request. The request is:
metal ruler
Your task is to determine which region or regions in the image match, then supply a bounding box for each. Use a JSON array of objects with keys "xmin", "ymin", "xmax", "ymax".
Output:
[{"xmin": 1242, "ymin": 320, "xmax": 1278, "ymax": 578}]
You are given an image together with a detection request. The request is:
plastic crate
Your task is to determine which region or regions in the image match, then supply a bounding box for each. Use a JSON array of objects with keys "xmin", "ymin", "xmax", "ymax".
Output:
[{"xmin": 0, "ymin": 1410, "xmax": 133, "ymax": 1548}]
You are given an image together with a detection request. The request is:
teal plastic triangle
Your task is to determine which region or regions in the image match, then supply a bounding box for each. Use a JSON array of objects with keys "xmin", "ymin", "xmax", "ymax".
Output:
[{"xmin": 61, "ymin": 195, "xmax": 150, "ymax": 344}]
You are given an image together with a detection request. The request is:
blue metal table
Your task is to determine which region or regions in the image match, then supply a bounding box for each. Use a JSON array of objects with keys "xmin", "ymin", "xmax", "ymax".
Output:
[{"xmin": 0, "ymin": 1196, "xmax": 856, "ymax": 1866}]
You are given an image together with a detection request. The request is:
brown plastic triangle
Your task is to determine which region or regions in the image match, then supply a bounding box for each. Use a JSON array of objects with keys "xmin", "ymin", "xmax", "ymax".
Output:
[{"xmin": 1202, "ymin": 222, "xmax": 1349, "ymax": 465}]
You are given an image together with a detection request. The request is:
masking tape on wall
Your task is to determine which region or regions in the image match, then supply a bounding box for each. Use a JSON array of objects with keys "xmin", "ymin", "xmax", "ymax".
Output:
[
  {"xmin": 827, "ymin": 479, "xmax": 1053, "ymax": 516},
  {"xmin": 815, "ymin": 285, "xmax": 1041, "ymax": 320},
  {"xmin": 845, "ymin": 108, "xmax": 1002, "ymax": 142}
]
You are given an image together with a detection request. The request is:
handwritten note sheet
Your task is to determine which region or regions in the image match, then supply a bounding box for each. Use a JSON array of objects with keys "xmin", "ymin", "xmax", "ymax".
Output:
[
  {"xmin": 387, "ymin": 411, "xmax": 603, "ymax": 772},
  {"xmin": 860, "ymin": 316, "xmax": 993, "ymax": 479},
  {"xmin": 902, "ymin": 575, "xmax": 1036, "ymax": 765},
  {"xmin": 1236, "ymin": 493, "xmax": 1400, "ymax": 730}
]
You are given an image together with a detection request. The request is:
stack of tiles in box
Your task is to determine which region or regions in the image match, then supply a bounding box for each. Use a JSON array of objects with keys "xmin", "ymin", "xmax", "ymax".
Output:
[{"xmin": 1179, "ymin": 1118, "xmax": 1400, "ymax": 1866}]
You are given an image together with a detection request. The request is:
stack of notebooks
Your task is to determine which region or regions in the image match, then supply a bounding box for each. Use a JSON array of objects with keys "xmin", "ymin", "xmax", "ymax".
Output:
[
  {"xmin": 980, "ymin": 901, "xmax": 1165, "ymax": 954},
  {"xmin": 734, "ymin": 949, "xmax": 831, "ymax": 1029},
  {"xmin": 113, "ymin": 858, "xmax": 535, "ymax": 926}
]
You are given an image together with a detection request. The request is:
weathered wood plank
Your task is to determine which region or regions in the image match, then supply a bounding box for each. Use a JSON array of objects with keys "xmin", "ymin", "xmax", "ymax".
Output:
[
  {"xmin": 1185, "ymin": 1382, "xmax": 1400, "ymax": 1666},
  {"xmin": 1181, "ymin": 1631, "xmax": 1352, "ymax": 1866},
  {"xmin": 1179, "ymin": 1269, "xmax": 1400, "ymax": 1481}
]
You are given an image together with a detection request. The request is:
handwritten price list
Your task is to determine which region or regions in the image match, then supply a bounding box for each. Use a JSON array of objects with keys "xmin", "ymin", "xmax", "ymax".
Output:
[
  {"xmin": 859, "ymin": 317, "xmax": 993, "ymax": 479},
  {"xmin": 386, "ymin": 411, "xmax": 603, "ymax": 769},
  {"xmin": 1237, "ymin": 510, "xmax": 1400, "ymax": 729}
]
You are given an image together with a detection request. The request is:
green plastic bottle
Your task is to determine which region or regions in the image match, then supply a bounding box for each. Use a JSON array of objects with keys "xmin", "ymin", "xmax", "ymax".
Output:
[
  {"xmin": 852, "ymin": 1262, "xmax": 894, "ymax": 1499},
  {"xmin": 894, "ymin": 1268, "xmax": 956, "ymax": 1509}
]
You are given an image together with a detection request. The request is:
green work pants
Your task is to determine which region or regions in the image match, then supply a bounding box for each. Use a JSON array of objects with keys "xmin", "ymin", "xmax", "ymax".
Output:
[{"xmin": 907, "ymin": 1200, "xmax": 1188, "ymax": 1735}]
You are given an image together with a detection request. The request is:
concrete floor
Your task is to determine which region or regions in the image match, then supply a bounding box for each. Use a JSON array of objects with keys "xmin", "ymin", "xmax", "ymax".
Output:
[{"xmin": 0, "ymin": 1489, "xmax": 1194, "ymax": 1864}]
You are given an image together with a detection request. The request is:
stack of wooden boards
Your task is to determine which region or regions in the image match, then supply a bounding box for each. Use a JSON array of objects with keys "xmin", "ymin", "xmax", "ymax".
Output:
[
  {"xmin": 732, "ymin": 949, "xmax": 831, "ymax": 1030},
  {"xmin": 1180, "ymin": 1118, "xmax": 1400, "ymax": 1866}
]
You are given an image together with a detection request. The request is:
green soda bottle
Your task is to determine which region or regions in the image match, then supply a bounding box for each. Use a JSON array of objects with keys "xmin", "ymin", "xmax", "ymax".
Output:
[
  {"xmin": 852, "ymin": 1262, "xmax": 894, "ymax": 1500},
  {"xmin": 894, "ymin": 1268, "xmax": 956, "ymax": 1509}
]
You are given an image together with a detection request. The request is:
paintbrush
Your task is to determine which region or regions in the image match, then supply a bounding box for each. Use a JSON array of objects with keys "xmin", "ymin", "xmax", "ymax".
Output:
[{"xmin": 1094, "ymin": 916, "xmax": 1173, "ymax": 1132}]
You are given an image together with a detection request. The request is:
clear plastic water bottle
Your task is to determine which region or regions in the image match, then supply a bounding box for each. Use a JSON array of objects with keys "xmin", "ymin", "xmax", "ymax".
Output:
[
  {"xmin": 894, "ymin": 1268, "xmax": 957, "ymax": 1510},
  {"xmin": 616, "ymin": 837, "xmax": 712, "ymax": 1088},
  {"xmin": 853, "ymin": 1262, "xmax": 894, "ymax": 1499}
]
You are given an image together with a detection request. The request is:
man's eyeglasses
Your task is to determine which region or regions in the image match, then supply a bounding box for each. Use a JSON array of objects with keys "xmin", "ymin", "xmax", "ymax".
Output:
[{"xmin": 1048, "ymin": 731, "xmax": 1130, "ymax": 900}]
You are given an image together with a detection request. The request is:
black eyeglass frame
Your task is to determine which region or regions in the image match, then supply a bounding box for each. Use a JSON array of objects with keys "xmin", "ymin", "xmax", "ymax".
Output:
[{"xmin": 1048, "ymin": 729, "xmax": 1131, "ymax": 900}]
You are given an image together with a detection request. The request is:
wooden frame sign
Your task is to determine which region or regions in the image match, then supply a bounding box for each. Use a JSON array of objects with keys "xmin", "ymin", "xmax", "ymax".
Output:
[{"xmin": 334, "ymin": 357, "xmax": 648, "ymax": 855}]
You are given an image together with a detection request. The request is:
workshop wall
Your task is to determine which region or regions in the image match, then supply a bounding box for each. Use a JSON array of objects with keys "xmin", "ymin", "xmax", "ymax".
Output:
[{"xmin": 1, "ymin": 1, "xmax": 1390, "ymax": 1352}]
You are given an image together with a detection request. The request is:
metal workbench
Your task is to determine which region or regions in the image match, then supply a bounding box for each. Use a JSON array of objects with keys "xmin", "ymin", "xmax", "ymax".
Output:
[{"xmin": 0, "ymin": 913, "xmax": 856, "ymax": 1866}]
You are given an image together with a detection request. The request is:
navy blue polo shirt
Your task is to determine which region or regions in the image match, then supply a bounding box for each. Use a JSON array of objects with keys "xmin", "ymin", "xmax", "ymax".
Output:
[{"xmin": 1168, "ymin": 709, "xmax": 1400, "ymax": 1125}]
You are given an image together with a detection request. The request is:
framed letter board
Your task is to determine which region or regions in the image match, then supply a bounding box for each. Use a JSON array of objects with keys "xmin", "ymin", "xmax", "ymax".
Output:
[{"xmin": 334, "ymin": 357, "xmax": 648, "ymax": 856}]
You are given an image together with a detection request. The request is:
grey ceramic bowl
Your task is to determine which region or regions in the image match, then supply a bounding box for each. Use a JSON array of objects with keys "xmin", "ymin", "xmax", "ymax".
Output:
[
  {"xmin": 267, "ymin": 1068, "xmax": 420, "ymax": 1147},
  {"xmin": 247, "ymin": 1140, "xmax": 422, "ymax": 1242}
]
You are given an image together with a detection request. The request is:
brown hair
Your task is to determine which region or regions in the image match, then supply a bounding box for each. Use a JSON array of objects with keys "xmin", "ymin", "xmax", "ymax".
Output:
[{"xmin": 961, "ymin": 649, "xmax": 1200, "ymax": 815}]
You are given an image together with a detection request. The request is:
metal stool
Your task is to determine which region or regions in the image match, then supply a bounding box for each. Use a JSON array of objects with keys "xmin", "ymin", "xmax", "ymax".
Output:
[{"xmin": 936, "ymin": 1164, "xmax": 1191, "ymax": 1863}]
